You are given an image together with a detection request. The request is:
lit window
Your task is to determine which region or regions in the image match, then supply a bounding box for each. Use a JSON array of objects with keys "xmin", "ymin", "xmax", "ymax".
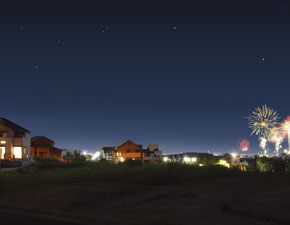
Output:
[
  {"xmin": 0, "ymin": 147, "xmax": 5, "ymax": 159},
  {"xmin": 184, "ymin": 157, "xmax": 190, "ymax": 162},
  {"xmin": 0, "ymin": 141, "xmax": 6, "ymax": 144},
  {"xmin": 13, "ymin": 147, "xmax": 22, "ymax": 159},
  {"xmin": 191, "ymin": 157, "xmax": 197, "ymax": 162}
]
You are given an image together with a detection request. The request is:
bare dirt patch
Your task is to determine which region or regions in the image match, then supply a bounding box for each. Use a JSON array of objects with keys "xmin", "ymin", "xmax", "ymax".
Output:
[{"xmin": 0, "ymin": 176, "xmax": 289, "ymax": 225}]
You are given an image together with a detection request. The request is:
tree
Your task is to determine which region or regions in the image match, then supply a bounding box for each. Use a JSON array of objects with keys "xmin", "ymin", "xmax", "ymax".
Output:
[{"xmin": 257, "ymin": 157, "xmax": 271, "ymax": 172}]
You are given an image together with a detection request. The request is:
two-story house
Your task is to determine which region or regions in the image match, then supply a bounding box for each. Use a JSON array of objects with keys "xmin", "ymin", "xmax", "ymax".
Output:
[
  {"xmin": 0, "ymin": 117, "xmax": 31, "ymax": 160},
  {"xmin": 31, "ymin": 136, "xmax": 63, "ymax": 159},
  {"xmin": 143, "ymin": 144, "xmax": 163, "ymax": 163},
  {"xmin": 113, "ymin": 140, "xmax": 144, "ymax": 164}
]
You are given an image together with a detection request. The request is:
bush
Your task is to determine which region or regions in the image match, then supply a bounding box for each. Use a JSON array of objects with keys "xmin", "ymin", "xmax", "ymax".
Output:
[
  {"xmin": 272, "ymin": 158, "xmax": 288, "ymax": 172},
  {"xmin": 123, "ymin": 159, "xmax": 143, "ymax": 167},
  {"xmin": 32, "ymin": 158, "xmax": 66, "ymax": 170},
  {"xmin": 257, "ymin": 157, "xmax": 271, "ymax": 172}
]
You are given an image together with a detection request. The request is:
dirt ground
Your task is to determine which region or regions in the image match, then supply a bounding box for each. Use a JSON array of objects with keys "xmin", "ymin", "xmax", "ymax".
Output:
[{"xmin": 1, "ymin": 175, "xmax": 290, "ymax": 225}]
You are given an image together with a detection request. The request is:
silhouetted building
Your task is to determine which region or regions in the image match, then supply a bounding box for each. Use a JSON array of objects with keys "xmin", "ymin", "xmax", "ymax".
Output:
[
  {"xmin": 31, "ymin": 136, "xmax": 63, "ymax": 159},
  {"xmin": 143, "ymin": 144, "xmax": 163, "ymax": 163}
]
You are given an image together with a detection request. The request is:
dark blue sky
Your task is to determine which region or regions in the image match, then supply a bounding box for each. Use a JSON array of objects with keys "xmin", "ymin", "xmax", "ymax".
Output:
[{"xmin": 1, "ymin": 0, "xmax": 290, "ymax": 154}]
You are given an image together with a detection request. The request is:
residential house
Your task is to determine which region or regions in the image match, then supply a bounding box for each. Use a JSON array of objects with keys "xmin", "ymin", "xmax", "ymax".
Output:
[
  {"xmin": 143, "ymin": 144, "xmax": 162, "ymax": 163},
  {"xmin": 113, "ymin": 140, "xmax": 144, "ymax": 164},
  {"xmin": 99, "ymin": 147, "xmax": 116, "ymax": 162},
  {"xmin": 62, "ymin": 149, "xmax": 82, "ymax": 160},
  {"xmin": 31, "ymin": 136, "xmax": 63, "ymax": 159},
  {"xmin": 0, "ymin": 117, "xmax": 31, "ymax": 160}
]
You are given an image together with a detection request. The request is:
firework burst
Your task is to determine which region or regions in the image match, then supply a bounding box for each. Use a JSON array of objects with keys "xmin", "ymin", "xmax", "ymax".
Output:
[
  {"xmin": 281, "ymin": 116, "xmax": 290, "ymax": 154},
  {"xmin": 269, "ymin": 127, "xmax": 285, "ymax": 155},
  {"xmin": 246, "ymin": 105, "xmax": 280, "ymax": 138}
]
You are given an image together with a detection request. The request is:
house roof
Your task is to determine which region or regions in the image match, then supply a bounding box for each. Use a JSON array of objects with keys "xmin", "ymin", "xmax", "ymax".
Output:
[
  {"xmin": 31, "ymin": 136, "xmax": 55, "ymax": 147},
  {"xmin": 117, "ymin": 140, "xmax": 142, "ymax": 149},
  {"xmin": 0, "ymin": 117, "xmax": 30, "ymax": 133},
  {"xmin": 31, "ymin": 136, "xmax": 54, "ymax": 143},
  {"xmin": 53, "ymin": 147, "xmax": 64, "ymax": 152},
  {"xmin": 101, "ymin": 147, "xmax": 116, "ymax": 153}
]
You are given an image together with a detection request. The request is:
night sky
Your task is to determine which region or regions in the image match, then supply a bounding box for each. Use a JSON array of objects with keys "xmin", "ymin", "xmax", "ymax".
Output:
[{"xmin": 1, "ymin": 0, "xmax": 290, "ymax": 154}]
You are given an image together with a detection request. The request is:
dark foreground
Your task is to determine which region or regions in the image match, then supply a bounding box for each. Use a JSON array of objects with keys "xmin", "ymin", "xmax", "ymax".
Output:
[
  {"xmin": 0, "ymin": 210, "xmax": 83, "ymax": 225},
  {"xmin": 1, "ymin": 175, "xmax": 290, "ymax": 225}
]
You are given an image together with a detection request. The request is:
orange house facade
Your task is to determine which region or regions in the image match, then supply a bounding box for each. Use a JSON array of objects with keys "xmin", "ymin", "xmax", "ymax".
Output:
[
  {"xmin": 113, "ymin": 140, "xmax": 144, "ymax": 164},
  {"xmin": 31, "ymin": 136, "xmax": 62, "ymax": 160}
]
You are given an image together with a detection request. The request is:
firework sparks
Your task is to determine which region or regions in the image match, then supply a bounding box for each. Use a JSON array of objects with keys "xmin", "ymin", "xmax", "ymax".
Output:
[
  {"xmin": 269, "ymin": 127, "xmax": 285, "ymax": 156},
  {"xmin": 281, "ymin": 116, "xmax": 290, "ymax": 154},
  {"xmin": 238, "ymin": 139, "xmax": 250, "ymax": 152},
  {"xmin": 259, "ymin": 137, "xmax": 268, "ymax": 155},
  {"xmin": 246, "ymin": 105, "xmax": 280, "ymax": 138}
]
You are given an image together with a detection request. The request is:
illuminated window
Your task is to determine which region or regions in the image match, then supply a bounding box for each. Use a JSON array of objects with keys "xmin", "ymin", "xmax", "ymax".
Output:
[
  {"xmin": 0, "ymin": 141, "xmax": 6, "ymax": 144},
  {"xmin": 13, "ymin": 147, "xmax": 22, "ymax": 159},
  {"xmin": 0, "ymin": 147, "xmax": 5, "ymax": 159},
  {"xmin": 184, "ymin": 157, "xmax": 190, "ymax": 163},
  {"xmin": 191, "ymin": 157, "xmax": 197, "ymax": 162}
]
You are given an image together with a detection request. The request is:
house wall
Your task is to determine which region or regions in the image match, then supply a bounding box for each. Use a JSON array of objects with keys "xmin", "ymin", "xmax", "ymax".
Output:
[
  {"xmin": 0, "ymin": 125, "xmax": 31, "ymax": 160},
  {"xmin": 31, "ymin": 146, "xmax": 62, "ymax": 159},
  {"xmin": 31, "ymin": 146, "xmax": 50, "ymax": 158}
]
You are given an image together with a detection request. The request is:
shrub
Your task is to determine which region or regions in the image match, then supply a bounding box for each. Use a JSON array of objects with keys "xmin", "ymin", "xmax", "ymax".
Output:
[
  {"xmin": 123, "ymin": 159, "xmax": 143, "ymax": 167},
  {"xmin": 272, "ymin": 158, "xmax": 287, "ymax": 172}
]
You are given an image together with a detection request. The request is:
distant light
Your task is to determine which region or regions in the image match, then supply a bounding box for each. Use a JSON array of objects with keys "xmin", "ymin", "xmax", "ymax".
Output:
[
  {"xmin": 199, "ymin": 163, "xmax": 204, "ymax": 167},
  {"xmin": 92, "ymin": 151, "xmax": 101, "ymax": 160},
  {"xmin": 231, "ymin": 153, "xmax": 237, "ymax": 158},
  {"xmin": 163, "ymin": 157, "xmax": 168, "ymax": 162},
  {"xmin": 120, "ymin": 157, "xmax": 125, "ymax": 162},
  {"xmin": 191, "ymin": 157, "xmax": 197, "ymax": 162}
]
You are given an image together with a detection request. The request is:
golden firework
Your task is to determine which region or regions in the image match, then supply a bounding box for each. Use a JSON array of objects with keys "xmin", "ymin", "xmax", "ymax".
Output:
[{"xmin": 246, "ymin": 105, "xmax": 280, "ymax": 138}]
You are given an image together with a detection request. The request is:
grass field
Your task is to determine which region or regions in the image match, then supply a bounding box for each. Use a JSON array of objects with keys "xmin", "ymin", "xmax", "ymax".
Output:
[{"xmin": 0, "ymin": 159, "xmax": 245, "ymax": 192}]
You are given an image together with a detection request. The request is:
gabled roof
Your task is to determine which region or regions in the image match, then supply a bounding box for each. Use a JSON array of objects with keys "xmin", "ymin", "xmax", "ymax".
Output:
[
  {"xmin": 101, "ymin": 147, "xmax": 116, "ymax": 153},
  {"xmin": 31, "ymin": 136, "xmax": 55, "ymax": 147},
  {"xmin": 31, "ymin": 136, "xmax": 54, "ymax": 143},
  {"xmin": 0, "ymin": 117, "xmax": 30, "ymax": 133},
  {"xmin": 117, "ymin": 140, "xmax": 142, "ymax": 149}
]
